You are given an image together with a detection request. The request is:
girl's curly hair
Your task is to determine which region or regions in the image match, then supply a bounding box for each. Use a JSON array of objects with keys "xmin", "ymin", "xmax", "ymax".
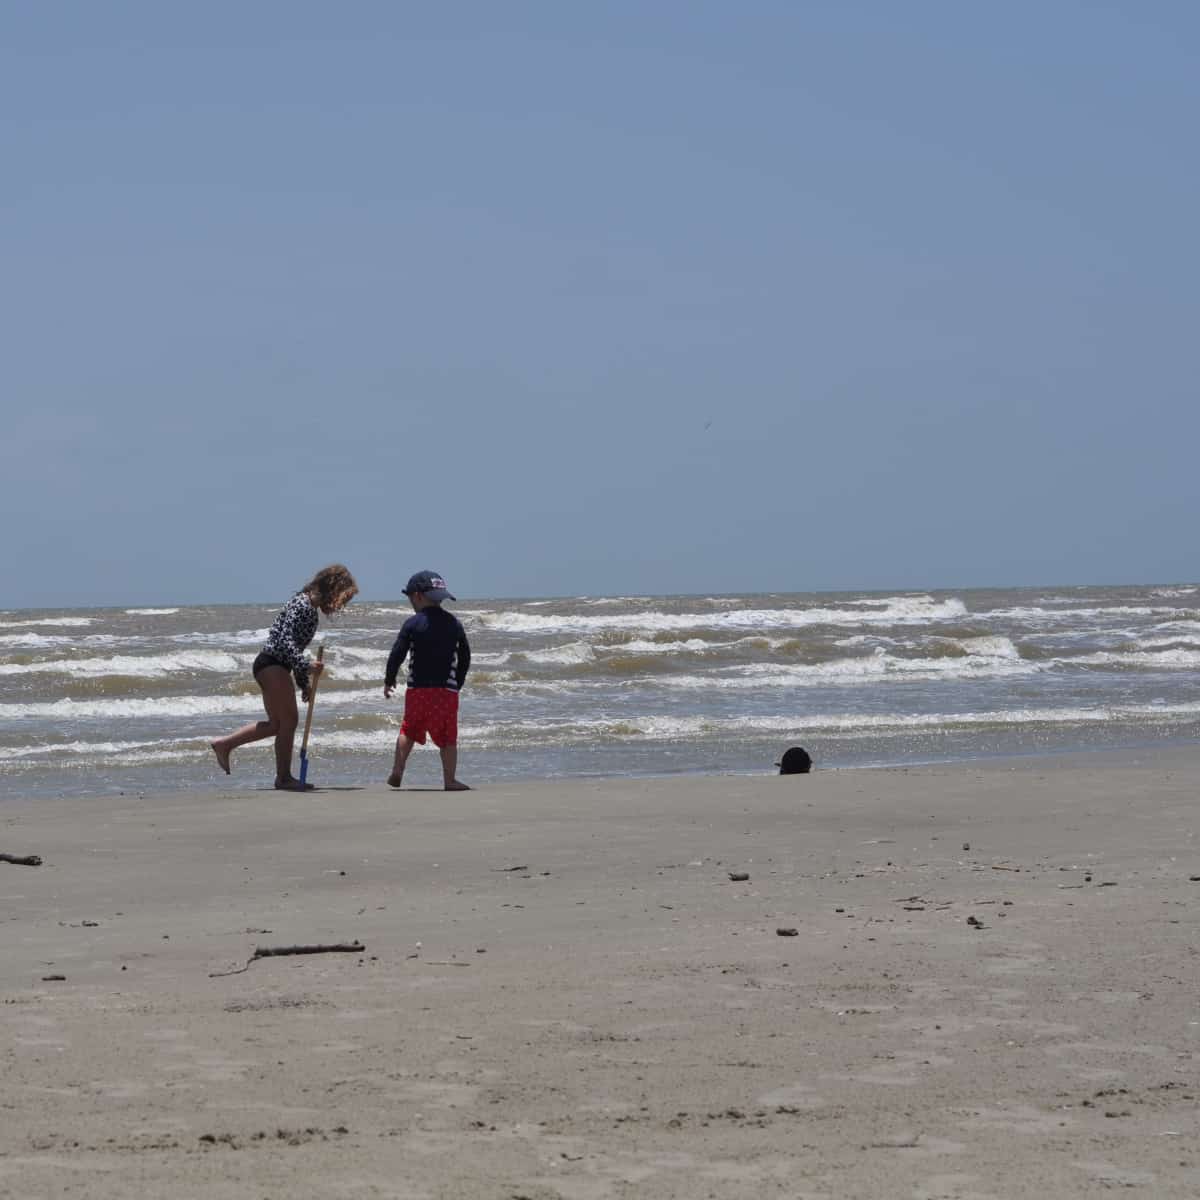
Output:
[{"xmin": 303, "ymin": 564, "xmax": 358, "ymax": 613}]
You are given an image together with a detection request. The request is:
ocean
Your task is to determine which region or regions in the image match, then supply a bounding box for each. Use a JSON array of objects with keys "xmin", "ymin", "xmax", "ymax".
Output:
[{"xmin": 2, "ymin": 584, "xmax": 1199, "ymax": 797}]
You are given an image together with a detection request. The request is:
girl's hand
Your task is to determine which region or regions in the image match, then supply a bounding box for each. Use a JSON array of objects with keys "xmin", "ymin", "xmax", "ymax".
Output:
[{"xmin": 311, "ymin": 661, "xmax": 325, "ymax": 681}]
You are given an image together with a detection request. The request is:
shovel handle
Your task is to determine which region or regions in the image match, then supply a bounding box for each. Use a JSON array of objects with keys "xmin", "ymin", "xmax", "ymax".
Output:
[{"xmin": 299, "ymin": 644, "xmax": 324, "ymax": 756}]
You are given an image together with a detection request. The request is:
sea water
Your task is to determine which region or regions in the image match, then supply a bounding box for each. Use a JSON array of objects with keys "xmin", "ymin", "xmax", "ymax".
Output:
[{"xmin": 2, "ymin": 584, "xmax": 1199, "ymax": 796}]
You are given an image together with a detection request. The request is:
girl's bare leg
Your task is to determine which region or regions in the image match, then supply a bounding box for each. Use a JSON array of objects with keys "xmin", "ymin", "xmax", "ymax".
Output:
[
  {"xmin": 263, "ymin": 670, "xmax": 304, "ymax": 788},
  {"xmin": 210, "ymin": 666, "xmax": 305, "ymax": 787}
]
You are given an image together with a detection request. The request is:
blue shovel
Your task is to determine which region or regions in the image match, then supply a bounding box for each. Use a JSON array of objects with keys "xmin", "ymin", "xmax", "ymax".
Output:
[{"xmin": 298, "ymin": 644, "xmax": 325, "ymax": 786}]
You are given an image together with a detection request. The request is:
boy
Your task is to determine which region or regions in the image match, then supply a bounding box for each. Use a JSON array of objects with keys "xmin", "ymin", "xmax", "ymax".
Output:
[{"xmin": 383, "ymin": 571, "xmax": 471, "ymax": 791}]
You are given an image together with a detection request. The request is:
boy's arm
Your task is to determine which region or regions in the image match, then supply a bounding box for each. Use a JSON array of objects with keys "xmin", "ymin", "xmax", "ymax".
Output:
[
  {"xmin": 454, "ymin": 622, "xmax": 471, "ymax": 690},
  {"xmin": 384, "ymin": 626, "xmax": 412, "ymax": 697}
]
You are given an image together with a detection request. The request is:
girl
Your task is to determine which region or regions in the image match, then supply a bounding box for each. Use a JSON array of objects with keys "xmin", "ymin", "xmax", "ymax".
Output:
[{"xmin": 211, "ymin": 564, "xmax": 358, "ymax": 790}]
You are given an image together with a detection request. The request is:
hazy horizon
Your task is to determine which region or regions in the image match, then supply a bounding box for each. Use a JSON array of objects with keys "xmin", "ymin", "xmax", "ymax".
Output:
[{"xmin": 5, "ymin": 575, "xmax": 1198, "ymax": 614}]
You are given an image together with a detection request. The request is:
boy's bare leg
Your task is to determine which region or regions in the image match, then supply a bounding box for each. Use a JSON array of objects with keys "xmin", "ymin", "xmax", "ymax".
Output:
[
  {"xmin": 388, "ymin": 733, "xmax": 416, "ymax": 788},
  {"xmin": 440, "ymin": 745, "xmax": 470, "ymax": 791}
]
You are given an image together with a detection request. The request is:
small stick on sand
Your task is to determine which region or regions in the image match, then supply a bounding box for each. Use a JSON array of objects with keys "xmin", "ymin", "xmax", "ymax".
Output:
[
  {"xmin": 209, "ymin": 942, "xmax": 365, "ymax": 978},
  {"xmin": 1, "ymin": 853, "xmax": 42, "ymax": 867}
]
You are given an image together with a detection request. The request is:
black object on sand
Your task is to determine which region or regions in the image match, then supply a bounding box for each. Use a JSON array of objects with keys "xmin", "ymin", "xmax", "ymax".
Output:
[{"xmin": 776, "ymin": 746, "xmax": 812, "ymax": 775}]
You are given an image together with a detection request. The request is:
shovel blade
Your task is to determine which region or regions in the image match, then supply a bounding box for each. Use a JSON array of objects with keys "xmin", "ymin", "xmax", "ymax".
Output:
[{"xmin": 299, "ymin": 751, "xmax": 309, "ymax": 785}]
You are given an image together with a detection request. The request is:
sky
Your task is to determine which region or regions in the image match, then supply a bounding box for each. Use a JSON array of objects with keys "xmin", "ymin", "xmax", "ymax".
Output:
[{"xmin": 3, "ymin": 1, "xmax": 1198, "ymax": 607}]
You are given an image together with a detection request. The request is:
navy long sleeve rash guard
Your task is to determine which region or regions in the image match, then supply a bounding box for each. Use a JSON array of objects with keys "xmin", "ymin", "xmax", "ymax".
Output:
[{"xmin": 385, "ymin": 607, "xmax": 471, "ymax": 691}]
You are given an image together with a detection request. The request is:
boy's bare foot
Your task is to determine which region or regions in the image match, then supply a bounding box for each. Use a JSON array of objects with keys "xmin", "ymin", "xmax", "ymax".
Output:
[
  {"xmin": 444, "ymin": 780, "xmax": 471, "ymax": 791},
  {"xmin": 274, "ymin": 778, "xmax": 315, "ymax": 791},
  {"xmin": 386, "ymin": 774, "xmax": 404, "ymax": 789},
  {"xmin": 210, "ymin": 742, "xmax": 231, "ymax": 774}
]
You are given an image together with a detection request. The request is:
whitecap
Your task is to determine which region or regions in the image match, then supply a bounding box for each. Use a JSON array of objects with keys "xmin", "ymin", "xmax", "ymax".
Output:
[
  {"xmin": 450, "ymin": 700, "xmax": 1200, "ymax": 747},
  {"xmin": 0, "ymin": 688, "xmax": 375, "ymax": 721},
  {"xmin": 0, "ymin": 617, "xmax": 94, "ymax": 628},
  {"xmin": 654, "ymin": 649, "xmax": 1040, "ymax": 690},
  {"xmin": 476, "ymin": 596, "xmax": 969, "ymax": 637},
  {"xmin": 0, "ymin": 650, "xmax": 246, "ymax": 678}
]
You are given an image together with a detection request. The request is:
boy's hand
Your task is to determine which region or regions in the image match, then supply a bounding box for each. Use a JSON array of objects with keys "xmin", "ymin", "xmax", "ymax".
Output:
[
  {"xmin": 383, "ymin": 684, "xmax": 395, "ymax": 699},
  {"xmin": 310, "ymin": 661, "xmax": 325, "ymax": 681}
]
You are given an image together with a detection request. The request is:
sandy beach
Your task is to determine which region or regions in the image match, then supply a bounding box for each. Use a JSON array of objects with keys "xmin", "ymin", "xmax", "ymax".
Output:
[{"xmin": 2, "ymin": 751, "xmax": 1197, "ymax": 1198}]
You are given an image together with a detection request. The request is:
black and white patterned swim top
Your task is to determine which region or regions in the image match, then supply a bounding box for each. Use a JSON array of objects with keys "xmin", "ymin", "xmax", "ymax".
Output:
[{"xmin": 262, "ymin": 592, "xmax": 319, "ymax": 694}]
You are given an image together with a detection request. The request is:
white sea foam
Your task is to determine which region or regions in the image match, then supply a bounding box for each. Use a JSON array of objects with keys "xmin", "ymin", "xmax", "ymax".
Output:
[
  {"xmin": 1147, "ymin": 619, "xmax": 1200, "ymax": 636},
  {"xmin": 956, "ymin": 636, "xmax": 1021, "ymax": 659},
  {"xmin": 0, "ymin": 738, "xmax": 170, "ymax": 761},
  {"xmin": 0, "ymin": 617, "xmax": 94, "ymax": 628},
  {"xmin": 0, "ymin": 688, "xmax": 375, "ymax": 721},
  {"xmin": 976, "ymin": 605, "xmax": 1189, "ymax": 624},
  {"xmin": 125, "ymin": 608, "xmax": 180, "ymax": 616},
  {"xmin": 518, "ymin": 641, "xmax": 597, "ymax": 666},
  {"xmin": 0, "ymin": 632, "xmax": 79, "ymax": 648},
  {"xmin": 1134, "ymin": 635, "xmax": 1200, "ymax": 650},
  {"xmin": 607, "ymin": 638, "xmax": 735, "ymax": 656},
  {"xmin": 1068, "ymin": 648, "xmax": 1200, "ymax": 670},
  {"xmin": 0, "ymin": 650, "xmax": 246, "ymax": 678},
  {"xmin": 172, "ymin": 628, "xmax": 269, "ymax": 647},
  {"xmin": 656, "ymin": 647, "xmax": 1040, "ymax": 690},
  {"xmin": 5, "ymin": 700, "xmax": 1198, "ymax": 765},
  {"xmin": 478, "ymin": 596, "xmax": 968, "ymax": 637},
  {"xmin": 448, "ymin": 700, "xmax": 1200, "ymax": 745}
]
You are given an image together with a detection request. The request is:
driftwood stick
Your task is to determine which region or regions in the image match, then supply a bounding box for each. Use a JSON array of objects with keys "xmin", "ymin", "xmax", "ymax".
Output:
[
  {"xmin": 209, "ymin": 941, "xmax": 364, "ymax": 978},
  {"xmin": 252, "ymin": 943, "xmax": 364, "ymax": 959},
  {"xmin": 0, "ymin": 853, "xmax": 42, "ymax": 867}
]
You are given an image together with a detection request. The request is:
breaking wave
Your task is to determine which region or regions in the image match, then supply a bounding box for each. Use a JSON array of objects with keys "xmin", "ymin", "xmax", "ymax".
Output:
[
  {"xmin": 0, "ymin": 650, "xmax": 247, "ymax": 678},
  {"xmin": 0, "ymin": 617, "xmax": 94, "ymax": 628},
  {"xmin": 478, "ymin": 596, "xmax": 969, "ymax": 636}
]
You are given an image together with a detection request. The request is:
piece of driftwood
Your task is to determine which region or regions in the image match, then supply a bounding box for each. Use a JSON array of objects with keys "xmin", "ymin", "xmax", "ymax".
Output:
[
  {"xmin": 1, "ymin": 853, "xmax": 42, "ymax": 866},
  {"xmin": 209, "ymin": 942, "xmax": 365, "ymax": 978}
]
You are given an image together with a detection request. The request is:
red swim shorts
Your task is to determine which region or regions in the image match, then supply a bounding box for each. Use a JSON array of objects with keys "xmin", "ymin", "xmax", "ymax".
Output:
[{"xmin": 400, "ymin": 688, "xmax": 459, "ymax": 747}]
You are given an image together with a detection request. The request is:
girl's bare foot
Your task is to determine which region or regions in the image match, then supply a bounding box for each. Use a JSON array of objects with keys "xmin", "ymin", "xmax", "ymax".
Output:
[
  {"xmin": 210, "ymin": 742, "xmax": 231, "ymax": 774},
  {"xmin": 274, "ymin": 778, "xmax": 315, "ymax": 791},
  {"xmin": 386, "ymin": 774, "xmax": 404, "ymax": 789},
  {"xmin": 444, "ymin": 780, "xmax": 471, "ymax": 791}
]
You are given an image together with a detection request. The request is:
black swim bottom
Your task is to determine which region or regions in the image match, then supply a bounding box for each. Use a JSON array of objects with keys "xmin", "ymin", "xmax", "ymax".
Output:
[{"xmin": 252, "ymin": 651, "xmax": 288, "ymax": 679}]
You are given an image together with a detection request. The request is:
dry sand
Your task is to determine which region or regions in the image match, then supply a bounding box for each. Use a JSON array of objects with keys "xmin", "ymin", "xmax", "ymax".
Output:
[{"xmin": 2, "ymin": 749, "xmax": 1198, "ymax": 1198}]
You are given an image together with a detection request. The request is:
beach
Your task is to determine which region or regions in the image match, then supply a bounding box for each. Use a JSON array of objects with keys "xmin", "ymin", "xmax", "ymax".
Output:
[{"xmin": 3, "ymin": 751, "xmax": 1197, "ymax": 1197}]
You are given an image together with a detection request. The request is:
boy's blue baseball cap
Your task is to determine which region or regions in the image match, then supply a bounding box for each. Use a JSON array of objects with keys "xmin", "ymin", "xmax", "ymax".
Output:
[{"xmin": 403, "ymin": 570, "xmax": 456, "ymax": 602}]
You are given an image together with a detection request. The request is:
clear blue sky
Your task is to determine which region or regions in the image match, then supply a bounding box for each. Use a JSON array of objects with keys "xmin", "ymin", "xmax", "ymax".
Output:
[{"xmin": 4, "ymin": 2, "xmax": 1197, "ymax": 606}]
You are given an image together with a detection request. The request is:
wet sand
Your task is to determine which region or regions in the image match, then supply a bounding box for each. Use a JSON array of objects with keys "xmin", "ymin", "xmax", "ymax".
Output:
[{"xmin": 2, "ymin": 750, "xmax": 1198, "ymax": 1197}]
